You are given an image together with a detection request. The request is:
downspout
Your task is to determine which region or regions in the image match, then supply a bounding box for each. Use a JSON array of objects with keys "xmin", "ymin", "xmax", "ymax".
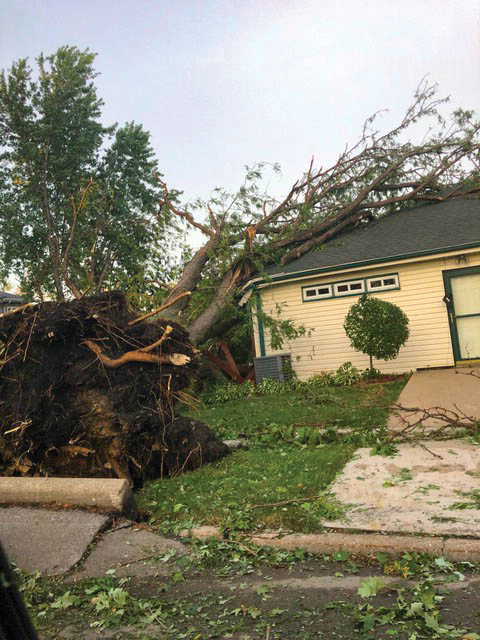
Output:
[{"xmin": 254, "ymin": 287, "xmax": 266, "ymax": 357}]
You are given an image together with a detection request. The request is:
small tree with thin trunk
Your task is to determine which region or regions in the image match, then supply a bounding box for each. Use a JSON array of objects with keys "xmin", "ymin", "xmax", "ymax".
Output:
[{"xmin": 343, "ymin": 294, "xmax": 410, "ymax": 370}]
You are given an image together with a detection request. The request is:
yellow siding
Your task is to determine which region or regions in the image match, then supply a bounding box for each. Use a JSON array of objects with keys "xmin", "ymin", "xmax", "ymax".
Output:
[{"xmin": 254, "ymin": 250, "xmax": 480, "ymax": 379}]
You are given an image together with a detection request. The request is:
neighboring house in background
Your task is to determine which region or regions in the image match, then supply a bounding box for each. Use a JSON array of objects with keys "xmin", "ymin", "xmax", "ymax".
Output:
[
  {"xmin": 248, "ymin": 197, "xmax": 480, "ymax": 379},
  {"xmin": 0, "ymin": 291, "xmax": 24, "ymax": 314}
]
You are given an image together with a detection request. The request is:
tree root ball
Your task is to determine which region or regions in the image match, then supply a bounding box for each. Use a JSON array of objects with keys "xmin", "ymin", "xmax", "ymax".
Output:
[{"xmin": 0, "ymin": 291, "xmax": 229, "ymax": 486}]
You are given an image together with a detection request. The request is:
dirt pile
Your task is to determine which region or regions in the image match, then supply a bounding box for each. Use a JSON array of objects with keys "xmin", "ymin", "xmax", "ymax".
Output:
[{"xmin": 0, "ymin": 291, "xmax": 229, "ymax": 485}]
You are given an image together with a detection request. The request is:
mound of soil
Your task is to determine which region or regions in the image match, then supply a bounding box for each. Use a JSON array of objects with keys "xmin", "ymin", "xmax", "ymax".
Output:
[{"xmin": 0, "ymin": 291, "xmax": 229, "ymax": 485}]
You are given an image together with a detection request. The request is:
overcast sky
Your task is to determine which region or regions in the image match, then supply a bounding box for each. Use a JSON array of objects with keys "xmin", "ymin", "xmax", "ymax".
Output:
[{"xmin": 2, "ymin": 0, "xmax": 480, "ymax": 206}]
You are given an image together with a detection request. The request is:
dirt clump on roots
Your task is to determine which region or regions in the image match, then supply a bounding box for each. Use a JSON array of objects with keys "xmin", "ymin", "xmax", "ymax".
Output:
[{"xmin": 0, "ymin": 291, "xmax": 229, "ymax": 486}]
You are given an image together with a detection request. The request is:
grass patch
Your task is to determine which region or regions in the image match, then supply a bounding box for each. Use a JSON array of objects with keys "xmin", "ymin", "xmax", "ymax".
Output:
[
  {"xmin": 188, "ymin": 379, "xmax": 406, "ymax": 440},
  {"xmin": 139, "ymin": 444, "xmax": 354, "ymax": 533},
  {"xmin": 139, "ymin": 379, "xmax": 406, "ymax": 533}
]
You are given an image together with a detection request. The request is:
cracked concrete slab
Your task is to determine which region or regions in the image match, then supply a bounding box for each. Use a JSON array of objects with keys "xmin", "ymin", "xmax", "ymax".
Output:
[
  {"xmin": 0, "ymin": 506, "xmax": 110, "ymax": 575},
  {"xmin": 68, "ymin": 525, "xmax": 188, "ymax": 581},
  {"xmin": 326, "ymin": 439, "xmax": 480, "ymax": 536}
]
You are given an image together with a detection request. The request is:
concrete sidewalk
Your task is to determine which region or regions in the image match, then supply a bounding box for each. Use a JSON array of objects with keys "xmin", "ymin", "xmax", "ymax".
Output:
[
  {"xmin": 326, "ymin": 439, "xmax": 480, "ymax": 537},
  {"xmin": 388, "ymin": 366, "xmax": 480, "ymax": 430},
  {"xmin": 0, "ymin": 507, "xmax": 187, "ymax": 577},
  {"xmin": 3, "ymin": 502, "xmax": 480, "ymax": 581}
]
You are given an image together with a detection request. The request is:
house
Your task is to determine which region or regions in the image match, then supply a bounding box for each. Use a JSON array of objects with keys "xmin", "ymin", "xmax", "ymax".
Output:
[
  {"xmin": 249, "ymin": 197, "xmax": 480, "ymax": 378},
  {"xmin": 0, "ymin": 291, "xmax": 24, "ymax": 314}
]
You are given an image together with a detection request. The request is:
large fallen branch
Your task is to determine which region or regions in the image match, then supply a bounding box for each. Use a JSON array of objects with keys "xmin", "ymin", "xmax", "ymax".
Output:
[
  {"xmin": 389, "ymin": 403, "xmax": 478, "ymax": 440},
  {"xmin": 156, "ymin": 82, "xmax": 480, "ymax": 344}
]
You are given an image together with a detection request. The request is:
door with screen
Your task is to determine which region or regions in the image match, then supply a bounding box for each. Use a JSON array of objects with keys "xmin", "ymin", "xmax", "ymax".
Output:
[{"xmin": 444, "ymin": 267, "xmax": 480, "ymax": 362}]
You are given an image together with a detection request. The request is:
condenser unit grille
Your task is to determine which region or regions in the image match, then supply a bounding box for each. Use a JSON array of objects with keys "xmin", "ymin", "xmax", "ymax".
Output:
[{"xmin": 254, "ymin": 354, "xmax": 292, "ymax": 383}]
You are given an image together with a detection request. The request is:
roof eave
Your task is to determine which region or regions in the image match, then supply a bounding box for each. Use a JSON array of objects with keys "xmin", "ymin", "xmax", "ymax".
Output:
[{"xmin": 245, "ymin": 241, "xmax": 480, "ymax": 289}]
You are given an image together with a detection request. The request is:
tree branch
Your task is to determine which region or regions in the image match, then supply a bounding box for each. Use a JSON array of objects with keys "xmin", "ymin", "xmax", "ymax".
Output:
[
  {"xmin": 128, "ymin": 293, "xmax": 191, "ymax": 326},
  {"xmin": 158, "ymin": 178, "xmax": 214, "ymax": 236}
]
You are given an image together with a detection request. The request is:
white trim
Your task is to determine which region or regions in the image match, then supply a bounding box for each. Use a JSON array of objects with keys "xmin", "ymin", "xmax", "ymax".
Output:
[
  {"xmin": 302, "ymin": 284, "xmax": 333, "ymax": 301},
  {"xmin": 366, "ymin": 274, "xmax": 399, "ymax": 292},
  {"xmin": 333, "ymin": 279, "xmax": 365, "ymax": 296}
]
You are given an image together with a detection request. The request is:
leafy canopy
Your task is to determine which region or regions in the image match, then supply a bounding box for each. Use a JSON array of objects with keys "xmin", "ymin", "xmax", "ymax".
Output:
[
  {"xmin": 344, "ymin": 293, "xmax": 410, "ymax": 368},
  {"xmin": 0, "ymin": 46, "xmax": 172, "ymax": 301}
]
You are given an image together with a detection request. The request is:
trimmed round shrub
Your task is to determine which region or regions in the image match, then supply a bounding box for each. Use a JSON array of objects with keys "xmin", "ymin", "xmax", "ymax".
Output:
[{"xmin": 343, "ymin": 293, "xmax": 409, "ymax": 369}]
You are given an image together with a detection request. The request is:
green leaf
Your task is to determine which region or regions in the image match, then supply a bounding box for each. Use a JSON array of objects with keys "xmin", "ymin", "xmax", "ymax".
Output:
[
  {"xmin": 254, "ymin": 585, "xmax": 271, "ymax": 598},
  {"xmin": 434, "ymin": 556, "xmax": 453, "ymax": 571},
  {"xmin": 361, "ymin": 613, "xmax": 377, "ymax": 631},
  {"xmin": 50, "ymin": 590, "xmax": 78, "ymax": 609},
  {"xmin": 424, "ymin": 612, "xmax": 441, "ymax": 631},
  {"xmin": 357, "ymin": 576, "xmax": 385, "ymax": 598},
  {"xmin": 406, "ymin": 601, "xmax": 424, "ymax": 617}
]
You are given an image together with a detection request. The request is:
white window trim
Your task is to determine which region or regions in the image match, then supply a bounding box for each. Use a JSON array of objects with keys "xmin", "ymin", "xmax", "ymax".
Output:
[
  {"xmin": 333, "ymin": 279, "xmax": 365, "ymax": 296},
  {"xmin": 366, "ymin": 274, "xmax": 399, "ymax": 292},
  {"xmin": 302, "ymin": 284, "xmax": 333, "ymax": 301},
  {"xmin": 302, "ymin": 272, "xmax": 400, "ymax": 302}
]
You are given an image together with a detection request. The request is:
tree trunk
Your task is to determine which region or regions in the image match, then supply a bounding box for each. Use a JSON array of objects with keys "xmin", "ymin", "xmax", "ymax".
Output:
[
  {"xmin": 188, "ymin": 265, "xmax": 248, "ymax": 345},
  {"xmin": 161, "ymin": 234, "xmax": 222, "ymax": 320}
]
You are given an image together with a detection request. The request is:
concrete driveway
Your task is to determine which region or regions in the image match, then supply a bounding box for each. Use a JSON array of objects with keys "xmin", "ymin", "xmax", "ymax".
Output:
[
  {"xmin": 388, "ymin": 366, "xmax": 480, "ymax": 432},
  {"xmin": 326, "ymin": 439, "xmax": 480, "ymax": 537},
  {"xmin": 323, "ymin": 367, "xmax": 480, "ymax": 538}
]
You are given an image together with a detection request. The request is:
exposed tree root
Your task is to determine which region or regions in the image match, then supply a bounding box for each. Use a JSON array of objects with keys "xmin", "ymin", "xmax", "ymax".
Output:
[
  {"xmin": 82, "ymin": 337, "xmax": 190, "ymax": 368},
  {"xmin": 0, "ymin": 291, "xmax": 228, "ymax": 485}
]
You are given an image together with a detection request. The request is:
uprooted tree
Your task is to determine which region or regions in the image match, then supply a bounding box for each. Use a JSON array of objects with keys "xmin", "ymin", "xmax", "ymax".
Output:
[
  {"xmin": 0, "ymin": 291, "xmax": 229, "ymax": 484},
  {"xmin": 2, "ymin": 49, "xmax": 480, "ymax": 481},
  {"xmin": 157, "ymin": 82, "xmax": 480, "ymax": 346},
  {"xmin": 1, "ymin": 48, "xmax": 479, "ymax": 347}
]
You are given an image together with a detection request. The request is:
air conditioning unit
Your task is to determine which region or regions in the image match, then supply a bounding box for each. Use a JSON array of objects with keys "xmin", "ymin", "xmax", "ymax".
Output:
[{"xmin": 254, "ymin": 354, "xmax": 293, "ymax": 383}]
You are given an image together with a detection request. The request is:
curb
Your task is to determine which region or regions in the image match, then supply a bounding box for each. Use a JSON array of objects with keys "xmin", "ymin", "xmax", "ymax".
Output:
[
  {"xmin": 182, "ymin": 526, "xmax": 480, "ymax": 562},
  {"xmin": 0, "ymin": 477, "xmax": 136, "ymax": 517}
]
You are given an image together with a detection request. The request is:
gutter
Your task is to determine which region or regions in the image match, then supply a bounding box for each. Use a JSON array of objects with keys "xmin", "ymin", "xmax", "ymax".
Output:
[{"xmin": 243, "ymin": 241, "xmax": 480, "ymax": 290}]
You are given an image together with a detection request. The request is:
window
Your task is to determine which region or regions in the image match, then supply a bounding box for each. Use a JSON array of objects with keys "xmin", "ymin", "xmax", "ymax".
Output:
[
  {"xmin": 302, "ymin": 273, "xmax": 400, "ymax": 302},
  {"xmin": 302, "ymin": 284, "xmax": 333, "ymax": 301},
  {"xmin": 366, "ymin": 274, "xmax": 399, "ymax": 292},
  {"xmin": 333, "ymin": 280, "xmax": 365, "ymax": 296}
]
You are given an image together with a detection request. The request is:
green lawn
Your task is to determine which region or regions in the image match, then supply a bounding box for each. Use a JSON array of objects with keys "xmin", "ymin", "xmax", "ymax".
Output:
[
  {"xmin": 138, "ymin": 379, "xmax": 406, "ymax": 534},
  {"xmin": 190, "ymin": 380, "xmax": 406, "ymax": 439}
]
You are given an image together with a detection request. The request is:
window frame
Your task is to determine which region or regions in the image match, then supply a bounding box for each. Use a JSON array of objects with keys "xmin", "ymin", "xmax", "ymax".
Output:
[
  {"xmin": 366, "ymin": 273, "xmax": 400, "ymax": 292},
  {"xmin": 302, "ymin": 283, "xmax": 333, "ymax": 301},
  {"xmin": 301, "ymin": 272, "xmax": 400, "ymax": 302},
  {"xmin": 333, "ymin": 279, "xmax": 365, "ymax": 296}
]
